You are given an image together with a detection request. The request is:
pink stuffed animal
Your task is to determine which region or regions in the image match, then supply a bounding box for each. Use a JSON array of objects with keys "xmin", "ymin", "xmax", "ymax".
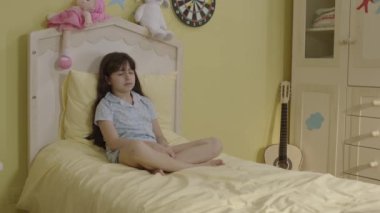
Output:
[{"xmin": 47, "ymin": 0, "xmax": 108, "ymax": 70}]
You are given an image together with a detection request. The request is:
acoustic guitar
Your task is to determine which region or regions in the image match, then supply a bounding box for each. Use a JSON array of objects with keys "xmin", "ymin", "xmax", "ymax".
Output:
[{"xmin": 264, "ymin": 81, "xmax": 302, "ymax": 170}]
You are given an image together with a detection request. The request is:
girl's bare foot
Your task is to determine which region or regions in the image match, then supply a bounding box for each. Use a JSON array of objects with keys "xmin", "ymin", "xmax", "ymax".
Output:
[
  {"xmin": 199, "ymin": 159, "xmax": 224, "ymax": 167},
  {"xmin": 149, "ymin": 168, "xmax": 166, "ymax": 175}
]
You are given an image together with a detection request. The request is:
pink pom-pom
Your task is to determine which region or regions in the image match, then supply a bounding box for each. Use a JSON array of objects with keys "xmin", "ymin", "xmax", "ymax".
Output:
[{"xmin": 57, "ymin": 55, "xmax": 72, "ymax": 70}]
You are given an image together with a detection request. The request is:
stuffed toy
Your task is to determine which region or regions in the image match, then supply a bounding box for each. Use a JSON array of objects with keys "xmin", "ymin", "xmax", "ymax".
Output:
[
  {"xmin": 47, "ymin": 0, "xmax": 108, "ymax": 69},
  {"xmin": 134, "ymin": 0, "xmax": 173, "ymax": 41}
]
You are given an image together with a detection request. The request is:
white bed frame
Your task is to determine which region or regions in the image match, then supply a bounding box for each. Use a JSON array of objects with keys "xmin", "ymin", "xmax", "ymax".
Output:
[{"xmin": 28, "ymin": 17, "xmax": 183, "ymax": 164}]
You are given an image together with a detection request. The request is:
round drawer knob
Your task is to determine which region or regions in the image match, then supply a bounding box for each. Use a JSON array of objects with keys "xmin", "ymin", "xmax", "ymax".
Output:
[
  {"xmin": 371, "ymin": 130, "xmax": 380, "ymax": 137},
  {"xmin": 372, "ymin": 100, "xmax": 380, "ymax": 106},
  {"xmin": 369, "ymin": 161, "xmax": 378, "ymax": 168}
]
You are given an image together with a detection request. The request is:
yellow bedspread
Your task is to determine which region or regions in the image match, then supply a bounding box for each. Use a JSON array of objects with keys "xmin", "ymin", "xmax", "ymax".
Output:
[{"xmin": 17, "ymin": 132, "xmax": 380, "ymax": 213}]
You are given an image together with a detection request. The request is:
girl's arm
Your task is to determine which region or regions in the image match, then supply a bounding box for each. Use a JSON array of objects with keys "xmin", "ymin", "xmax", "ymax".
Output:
[
  {"xmin": 97, "ymin": 120, "xmax": 135, "ymax": 150},
  {"xmin": 152, "ymin": 119, "xmax": 169, "ymax": 146},
  {"xmin": 152, "ymin": 119, "xmax": 175, "ymax": 157}
]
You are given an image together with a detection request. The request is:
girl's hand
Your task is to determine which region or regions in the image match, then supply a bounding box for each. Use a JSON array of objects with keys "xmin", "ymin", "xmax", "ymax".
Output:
[
  {"xmin": 164, "ymin": 145, "xmax": 176, "ymax": 158},
  {"xmin": 147, "ymin": 142, "xmax": 175, "ymax": 158}
]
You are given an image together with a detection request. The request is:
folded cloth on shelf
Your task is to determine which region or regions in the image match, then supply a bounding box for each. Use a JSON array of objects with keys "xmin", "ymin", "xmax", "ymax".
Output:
[
  {"xmin": 312, "ymin": 7, "xmax": 335, "ymax": 28},
  {"xmin": 315, "ymin": 7, "xmax": 335, "ymax": 16}
]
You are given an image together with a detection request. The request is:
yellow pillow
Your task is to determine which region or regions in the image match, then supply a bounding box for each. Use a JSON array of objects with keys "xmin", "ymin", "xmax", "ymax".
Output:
[
  {"xmin": 61, "ymin": 70, "xmax": 177, "ymax": 142},
  {"xmin": 139, "ymin": 73, "xmax": 176, "ymax": 131}
]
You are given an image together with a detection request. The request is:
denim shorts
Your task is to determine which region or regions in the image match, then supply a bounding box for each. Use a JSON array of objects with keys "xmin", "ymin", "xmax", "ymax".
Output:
[{"xmin": 106, "ymin": 147, "xmax": 120, "ymax": 163}]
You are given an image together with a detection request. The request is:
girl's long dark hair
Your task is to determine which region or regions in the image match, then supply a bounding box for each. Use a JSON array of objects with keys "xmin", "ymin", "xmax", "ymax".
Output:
[{"xmin": 87, "ymin": 52, "xmax": 145, "ymax": 149}]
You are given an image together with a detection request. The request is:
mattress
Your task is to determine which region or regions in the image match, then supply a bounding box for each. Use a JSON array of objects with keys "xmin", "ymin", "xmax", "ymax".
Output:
[{"xmin": 17, "ymin": 131, "xmax": 380, "ymax": 213}]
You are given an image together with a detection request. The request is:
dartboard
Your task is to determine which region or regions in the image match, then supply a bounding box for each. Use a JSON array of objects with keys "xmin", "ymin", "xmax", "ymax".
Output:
[{"xmin": 172, "ymin": 0, "xmax": 216, "ymax": 27}]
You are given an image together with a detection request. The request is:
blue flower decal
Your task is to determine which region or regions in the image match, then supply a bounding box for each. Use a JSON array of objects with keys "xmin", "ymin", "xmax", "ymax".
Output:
[
  {"xmin": 376, "ymin": 0, "xmax": 380, "ymax": 14},
  {"xmin": 109, "ymin": 0, "xmax": 126, "ymax": 9},
  {"xmin": 305, "ymin": 112, "xmax": 324, "ymax": 130}
]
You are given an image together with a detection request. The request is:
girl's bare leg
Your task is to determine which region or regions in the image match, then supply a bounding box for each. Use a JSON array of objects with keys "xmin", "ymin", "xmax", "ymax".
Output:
[
  {"xmin": 118, "ymin": 141, "xmax": 222, "ymax": 173},
  {"xmin": 172, "ymin": 137, "xmax": 223, "ymax": 164}
]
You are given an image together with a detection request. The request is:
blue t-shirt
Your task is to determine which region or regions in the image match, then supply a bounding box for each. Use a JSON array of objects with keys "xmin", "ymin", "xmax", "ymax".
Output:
[{"xmin": 94, "ymin": 91, "xmax": 157, "ymax": 144}]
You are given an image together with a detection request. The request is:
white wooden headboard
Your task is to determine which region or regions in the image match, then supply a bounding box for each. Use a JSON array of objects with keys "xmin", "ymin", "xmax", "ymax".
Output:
[{"xmin": 28, "ymin": 17, "xmax": 183, "ymax": 164}]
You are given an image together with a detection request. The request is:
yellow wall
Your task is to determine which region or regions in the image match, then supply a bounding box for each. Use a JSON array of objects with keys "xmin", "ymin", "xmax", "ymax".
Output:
[{"xmin": 0, "ymin": 0, "xmax": 292, "ymax": 212}]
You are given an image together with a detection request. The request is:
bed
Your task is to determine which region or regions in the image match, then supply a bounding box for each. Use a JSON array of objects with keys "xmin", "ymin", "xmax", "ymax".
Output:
[{"xmin": 17, "ymin": 17, "xmax": 380, "ymax": 213}]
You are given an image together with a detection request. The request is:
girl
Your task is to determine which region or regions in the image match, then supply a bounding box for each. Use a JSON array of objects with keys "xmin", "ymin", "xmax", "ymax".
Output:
[{"xmin": 88, "ymin": 52, "xmax": 223, "ymax": 174}]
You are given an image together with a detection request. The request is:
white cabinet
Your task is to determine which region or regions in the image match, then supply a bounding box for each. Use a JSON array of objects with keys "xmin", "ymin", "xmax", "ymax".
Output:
[{"xmin": 290, "ymin": 0, "xmax": 380, "ymax": 184}]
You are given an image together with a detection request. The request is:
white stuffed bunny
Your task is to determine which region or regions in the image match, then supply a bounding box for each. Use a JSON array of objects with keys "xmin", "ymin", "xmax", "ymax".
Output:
[{"xmin": 134, "ymin": 0, "xmax": 173, "ymax": 41}]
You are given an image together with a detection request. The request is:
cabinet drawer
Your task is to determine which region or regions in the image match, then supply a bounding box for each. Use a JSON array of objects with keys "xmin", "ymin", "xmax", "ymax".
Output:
[
  {"xmin": 347, "ymin": 87, "xmax": 380, "ymax": 118},
  {"xmin": 345, "ymin": 116, "xmax": 380, "ymax": 149},
  {"xmin": 344, "ymin": 145, "xmax": 380, "ymax": 181},
  {"xmin": 343, "ymin": 173, "xmax": 380, "ymax": 185}
]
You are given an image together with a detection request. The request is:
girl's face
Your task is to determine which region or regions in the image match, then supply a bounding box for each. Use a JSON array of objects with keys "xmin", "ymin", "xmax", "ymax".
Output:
[{"xmin": 107, "ymin": 63, "xmax": 136, "ymax": 95}]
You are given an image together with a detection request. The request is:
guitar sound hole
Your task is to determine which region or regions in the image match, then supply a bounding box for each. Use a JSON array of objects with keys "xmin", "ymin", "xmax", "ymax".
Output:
[{"xmin": 273, "ymin": 158, "xmax": 293, "ymax": 170}]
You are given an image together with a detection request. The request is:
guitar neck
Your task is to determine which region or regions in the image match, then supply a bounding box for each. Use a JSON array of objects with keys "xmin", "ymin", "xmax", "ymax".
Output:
[{"xmin": 279, "ymin": 103, "xmax": 288, "ymax": 161}]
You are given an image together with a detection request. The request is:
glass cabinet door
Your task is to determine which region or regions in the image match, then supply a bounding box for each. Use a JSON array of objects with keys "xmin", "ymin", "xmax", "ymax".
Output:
[
  {"xmin": 305, "ymin": 0, "xmax": 335, "ymax": 58},
  {"xmin": 291, "ymin": 0, "xmax": 347, "ymax": 176}
]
